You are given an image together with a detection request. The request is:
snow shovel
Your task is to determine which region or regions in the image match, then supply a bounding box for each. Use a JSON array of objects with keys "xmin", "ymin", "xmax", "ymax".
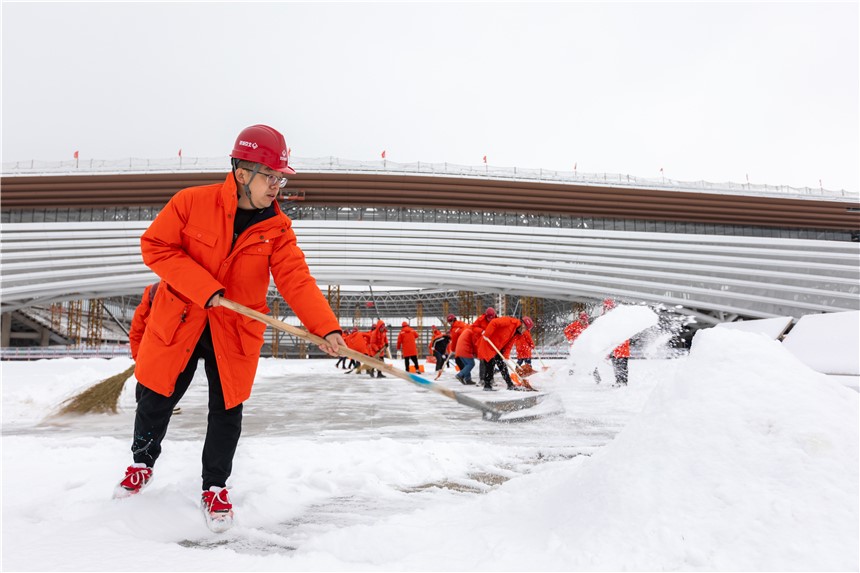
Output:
[
  {"xmin": 533, "ymin": 348, "xmax": 552, "ymax": 372},
  {"xmin": 481, "ymin": 336, "xmax": 539, "ymax": 392},
  {"xmin": 220, "ymin": 299, "xmax": 540, "ymax": 423}
]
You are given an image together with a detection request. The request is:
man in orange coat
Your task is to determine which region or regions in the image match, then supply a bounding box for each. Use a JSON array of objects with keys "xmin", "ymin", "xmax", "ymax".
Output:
[
  {"xmin": 602, "ymin": 299, "xmax": 630, "ymax": 386},
  {"xmin": 515, "ymin": 328, "xmax": 535, "ymax": 367},
  {"xmin": 476, "ymin": 315, "xmax": 533, "ymax": 391},
  {"xmin": 397, "ymin": 321, "xmax": 420, "ymax": 372},
  {"xmin": 470, "ymin": 307, "xmax": 496, "ymax": 382},
  {"xmin": 368, "ymin": 320, "xmax": 389, "ymax": 378},
  {"xmin": 116, "ymin": 125, "xmax": 344, "ymax": 531},
  {"xmin": 564, "ymin": 312, "xmax": 590, "ymax": 344},
  {"xmin": 446, "ymin": 313, "xmax": 468, "ymax": 371}
]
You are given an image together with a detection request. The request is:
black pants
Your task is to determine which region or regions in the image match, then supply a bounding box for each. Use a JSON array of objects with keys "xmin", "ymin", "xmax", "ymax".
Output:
[
  {"xmin": 433, "ymin": 350, "xmax": 447, "ymax": 372},
  {"xmin": 131, "ymin": 324, "xmax": 243, "ymax": 490},
  {"xmin": 403, "ymin": 355, "xmax": 419, "ymax": 371},
  {"xmin": 611, "ymin": 356, "xmax": 629, "ymax": 385},
  {"xmin": 481, "ymin": 356, "xmax": 512, "ymax": 386}
]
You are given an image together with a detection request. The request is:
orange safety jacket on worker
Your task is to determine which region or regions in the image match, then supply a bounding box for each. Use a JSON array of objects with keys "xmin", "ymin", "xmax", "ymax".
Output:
[
  {"xmin": 612, "ymin": 339, "xmax": 631, "ymax": 358},
  {"xmin": 369, "ymin": 320, "xmax": 388, "ymax": 355},
  {"xmin": 515, "ymin": 329, "xmax": 534, "ymax": 359},
  {"xmin": 344, "ymin": 330, "xmax": 371, "ymax": 355},
  {"xmin": 129, "ymin": 282, "xmax": 159, "ymax": 360},
  {"xmin": 564, "ymin": 321, "xmax": 588, "ymax": 342},
  {"xmin": 448, "ymin": 319, "xmax": 468, "ymax": 353},
  {"xmin": 454, "ymin": 327, "xmax": 477, "ymax": 359},
  {"xmin": 470, "ymin": 313, "xmax": 493, "ymax": 336},
  {"xmin": 135, "ymin": 173, "xmax": 341, "ymax": 409},
  {"xmin": 476, "ymin": 317, "xmax": 523, "ymax": 362},
  {"xmin": 397, "ymin": 325, "xmax": 419, "ymax": 357}
]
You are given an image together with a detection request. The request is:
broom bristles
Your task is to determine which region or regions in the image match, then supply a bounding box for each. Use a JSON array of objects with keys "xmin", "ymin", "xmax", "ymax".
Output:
[{"xmin": 55, "ymin": 364, "xmax": 136, "ymax": 416}]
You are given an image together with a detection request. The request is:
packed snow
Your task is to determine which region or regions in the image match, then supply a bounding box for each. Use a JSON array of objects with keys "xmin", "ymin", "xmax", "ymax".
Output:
[{"xmin": 2, "ymin": 315, "xmax": 858, "ymax": 571}]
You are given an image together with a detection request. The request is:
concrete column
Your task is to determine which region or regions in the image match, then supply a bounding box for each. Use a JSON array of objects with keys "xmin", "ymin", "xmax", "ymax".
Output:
[{"xmin": 1, "ymin": 313, "xmax": 10, "ymax": 347}]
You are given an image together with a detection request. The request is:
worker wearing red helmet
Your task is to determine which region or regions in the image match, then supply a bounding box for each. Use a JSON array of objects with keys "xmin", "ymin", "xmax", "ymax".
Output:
[
  {"xmin": 117, "ymin": 124, "xmax": 345, "ymax": 531},
  {"xmin": 470, "ymin": 307, "xmax": 497, "ymax": 382},
  {"xmin": 446, "ymin": 313, "xmax": 468, "ymax": 372},
  {"xmin": 476, "ymin": 316, "xmax": 533, "ymax": 391},
  {"xmin": 397, "ymin": 321, "xmax": 420, "ymax": 373}
]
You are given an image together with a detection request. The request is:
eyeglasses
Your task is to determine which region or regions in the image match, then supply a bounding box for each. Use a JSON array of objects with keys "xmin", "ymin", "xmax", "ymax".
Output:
[{"xmin": 245, "ymin": 168, "xmax": 288, "ymax": 189}]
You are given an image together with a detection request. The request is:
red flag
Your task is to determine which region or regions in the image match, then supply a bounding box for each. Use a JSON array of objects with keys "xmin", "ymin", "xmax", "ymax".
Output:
[
  {"xmin": 178, "ymin": 148, "xmax": 182, "ymax": 158},
  {"xmin": 482, "ymin": 155, "xmax": 487, "ymax": 164},
  {"xmin": 381, "ymin": 150, "xmax": 386, "ymax": 159},
  {"xmin": 73, "ymin": 151, "xmax": 79, "ymax": 159}
]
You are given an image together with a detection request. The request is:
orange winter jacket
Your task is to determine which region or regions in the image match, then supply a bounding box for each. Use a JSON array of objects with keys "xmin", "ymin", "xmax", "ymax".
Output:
[
  {"xmin": 448, "ymin": 320, "xmax": 467, "ymax": 352},
  {"xmin": 345, "ymin": 331, "xmax": 371, "ymax": 355},
  {"xmin": 515, "ymin": 330, "xmax": 534, "ymax": 359},
  {"xmin": 454, "ymin": 327, "xmax": 477, "ymax": 359},
  {"xmin": 613, "ymin": 339, "xmax": 631, "ymax": 358},
  {"xmin": 129, "ymin": 282, "xmax": 159, "ymax": 360},
  {"xmin": 564, "ymin": 320, "xmax": 588, "ymax": 342},
  {"xmin": 369, "ymin": 321, "xmax": 389, "ymax": 354},
  {"xmin": 397, "ymin": 326, "xmax": 419, "ymax": 357},
  {"xmin": 134, "ymin": 173, "xmax": 340, "ymax": 409},
  {"xmin": 476, "ymin": 317, "xmax": 523, "ymax": 362}
]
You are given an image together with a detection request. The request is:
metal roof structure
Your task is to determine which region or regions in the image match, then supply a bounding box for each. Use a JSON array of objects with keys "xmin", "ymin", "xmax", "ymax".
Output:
[{"xmin": 1, "ymin": 160, "xmax": 858, "ymax": 348}]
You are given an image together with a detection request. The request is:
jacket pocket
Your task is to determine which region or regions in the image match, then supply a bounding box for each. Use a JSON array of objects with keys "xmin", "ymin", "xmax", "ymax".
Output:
[
  {"xmin": 181, "ymin": 224, "xmax": 218, "ymax": 248},
  {"xmin": 147, "ymin": 285, "xmax": 189, "ymax": 345},
  {"xmin": 237, "ymin": 314, "xmax": 267, "ymax": 356}
]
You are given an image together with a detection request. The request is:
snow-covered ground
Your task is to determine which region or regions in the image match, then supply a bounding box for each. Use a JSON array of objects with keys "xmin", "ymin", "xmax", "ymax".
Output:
[{"xmin": 2, "ymin": 326, "xmax": 858, "ymax": 571}]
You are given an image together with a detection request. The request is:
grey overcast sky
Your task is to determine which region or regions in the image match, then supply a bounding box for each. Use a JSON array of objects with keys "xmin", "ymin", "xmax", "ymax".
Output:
[{"xmin": 2, "ymin": 1, "xmax": 858, "ymax": 192}]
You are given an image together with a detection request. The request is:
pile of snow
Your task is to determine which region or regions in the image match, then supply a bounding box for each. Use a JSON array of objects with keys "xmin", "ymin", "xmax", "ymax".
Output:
[
  {"xmin": 293, "ymin": 328, "xmax": 857, "ymax": 570},
  {"xmin": 782, "ymin": 310, "xmax": 860, "ymax": 375}
]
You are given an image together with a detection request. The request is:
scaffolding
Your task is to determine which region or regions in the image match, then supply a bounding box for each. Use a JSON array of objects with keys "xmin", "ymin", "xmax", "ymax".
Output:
[
  {"xmin": 66, "ymin": 300, "xmax": 82, "ymax": 345},
  {"xmin": 86, "ymin": 299, "xmax": 104, "ymax": 347}
]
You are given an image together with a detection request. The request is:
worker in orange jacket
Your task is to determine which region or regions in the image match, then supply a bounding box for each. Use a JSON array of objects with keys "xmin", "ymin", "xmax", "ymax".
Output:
[
  {"xmin": 339, "ymin": 327, "xmax": 363, "ymax": 370},
  {"xmin": 564, "ymin": 312, "xmax": 590, "ymax": 344},
  {"xmin": 453, "ymin": 327, "xmax": 478, "ymax": 385},
  {"xmin": 599, "ymin": 298, "xmax": 630, "ymax": 386},
  {"xmin": 515, "ymin": 328, "xmax": 535, "ymax": 367},
  {"xmin": 116, "ymin": 125, "xmax": 345, "ymax": 531},
  {"xmin": 397, "ymin": 321, "xmax": 420, "ymax": 372},
  {"xmin": 476, "ymin": 316, "xmax": 533, "ymax": 391},
  {"xmin": 470, "ymin": 307, "xmax": 496, "ymax": 381},
  {"xmin": 368, "ymin": 320, "xmax": 389, "ymax": 378},
  {"xmin": 446, "ymin": 313, "xmax": 468, "ymax": 371}
]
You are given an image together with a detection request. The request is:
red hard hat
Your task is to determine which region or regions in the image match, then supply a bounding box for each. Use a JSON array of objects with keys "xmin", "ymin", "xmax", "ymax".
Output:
[
  {"xmin": 522, "ymin": 316, "xmax": 534, "ymax": 330},
  {"xmin": 603, "ymin": 298, "xmax": 616, "ymax": 310},
  {"xmin": 231, "ymin": 124, "xmax": 296, "ymax": 175},
  {"xmin": 447, "ymin": 314, "xmax": 456, "ymax": 323},
  {"xmin": 485, "ymin": 307, "xmax": 496, "ymax": 318}
]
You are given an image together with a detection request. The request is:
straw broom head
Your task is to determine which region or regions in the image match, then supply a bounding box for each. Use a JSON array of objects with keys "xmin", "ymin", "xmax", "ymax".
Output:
[{"xmin": 55, "ymin": 364, "xmax": 136, "ymax": 416}]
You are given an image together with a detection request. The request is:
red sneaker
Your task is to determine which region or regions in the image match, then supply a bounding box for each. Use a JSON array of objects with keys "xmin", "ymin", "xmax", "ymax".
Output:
[
  {"xmin": 113, "ymin": 464, "xmax": 153, "ymax": 499},
  {"xmin": 201, "ymin": 487, "xmax": 234, "ymax": 532}
]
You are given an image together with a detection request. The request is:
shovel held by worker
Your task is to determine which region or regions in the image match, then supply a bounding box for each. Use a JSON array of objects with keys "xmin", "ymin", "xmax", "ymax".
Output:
[{"xmin": 481, "ymin": 335, "xmax": 538, "ymax": 392}]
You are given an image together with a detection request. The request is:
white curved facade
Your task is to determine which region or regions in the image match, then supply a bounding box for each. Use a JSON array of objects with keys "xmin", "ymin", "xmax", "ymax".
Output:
[{"xmin": 1, "ymin": 219, "xmax": 857, "ymax": 320}]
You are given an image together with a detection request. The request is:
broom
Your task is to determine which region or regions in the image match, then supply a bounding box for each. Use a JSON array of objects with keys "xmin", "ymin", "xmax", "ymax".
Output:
[{"xmin": 55, "ymin": 364, "xmax": 136, "ymax": 416}]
